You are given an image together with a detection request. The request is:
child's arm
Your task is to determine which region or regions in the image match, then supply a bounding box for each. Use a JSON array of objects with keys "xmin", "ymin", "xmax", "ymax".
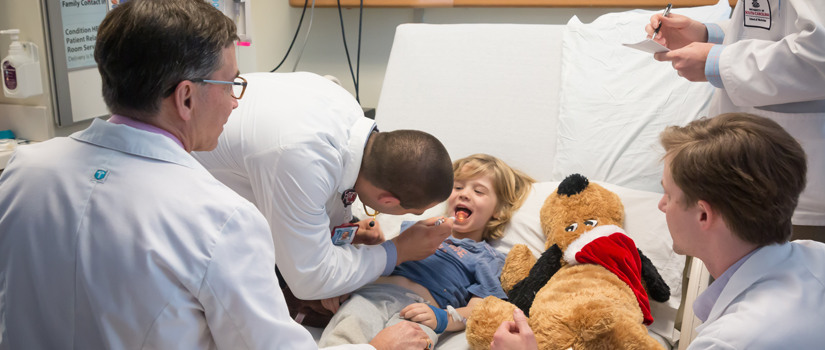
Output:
[
  {"xmin": 400, "ymin": 297, "xmax": 483, "ymax": 333},
  {"xmin": 445, "ymin": 297, "xmax": 482, "ymax": 332}
]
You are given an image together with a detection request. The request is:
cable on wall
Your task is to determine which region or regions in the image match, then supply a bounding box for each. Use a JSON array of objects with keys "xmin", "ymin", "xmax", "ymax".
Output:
[
  {"xmin": 356, "ymin": 0, "xmax": 363, "ymax": 102},
  {"xmin": 336, "ymin": 0, "xmax": 364, "ymax": 104},
  {"xmin": 291, "ymin": 0, "xmax": 317, "ymax": 71},
  {"xmin": 270, "ymin": 0, "xmax": 309, "ymax": 72}
]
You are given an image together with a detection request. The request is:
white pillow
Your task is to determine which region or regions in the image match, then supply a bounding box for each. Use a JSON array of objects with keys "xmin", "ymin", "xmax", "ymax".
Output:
[
  {"xmin": 551, "ymin": 1, "xmax": 731, "ymax": 193},
  {"xmin": 356, "ymin": 180, "xmax": 684, "ymax": 347},
  {"xmin": 375, "ymin": 23, "xmax": 564, "ymax": 181}
]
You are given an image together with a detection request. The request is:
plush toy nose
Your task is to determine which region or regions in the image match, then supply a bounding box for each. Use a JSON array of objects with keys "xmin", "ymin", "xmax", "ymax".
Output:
[{"xmin": 557, "ymin": 173, "xmax": 590, "ymax": 197}]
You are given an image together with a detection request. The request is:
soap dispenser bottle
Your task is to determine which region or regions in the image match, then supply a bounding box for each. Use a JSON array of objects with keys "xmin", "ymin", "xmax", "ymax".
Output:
[{"xmin": 1, "ymin": 29, "xmax": 43, "ymax": 99}]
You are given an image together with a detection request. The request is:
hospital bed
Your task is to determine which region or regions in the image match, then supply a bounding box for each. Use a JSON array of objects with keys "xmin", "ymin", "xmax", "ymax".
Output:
[{"xmin": 309, "ymin": 1, "xmax": 734, "ymax": 348}]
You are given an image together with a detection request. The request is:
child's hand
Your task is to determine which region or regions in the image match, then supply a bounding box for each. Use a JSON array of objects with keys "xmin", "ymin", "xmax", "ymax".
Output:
[
  {"xmin": 352, "ymin": 218, "xmax": 385, "ymax": 245},
  {"xmin": 320, "ymin": 293, "xmax": 351, "ymax": 314},
  {"xmin": 400, "ymin": 302, "xmax": 437, "ymax": 330}
]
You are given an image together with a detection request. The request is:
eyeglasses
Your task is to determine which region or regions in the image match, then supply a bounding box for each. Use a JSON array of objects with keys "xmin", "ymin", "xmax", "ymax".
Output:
[{"xmin": 191, "ymin": 76, "xmax": 247, "ymax": 99}]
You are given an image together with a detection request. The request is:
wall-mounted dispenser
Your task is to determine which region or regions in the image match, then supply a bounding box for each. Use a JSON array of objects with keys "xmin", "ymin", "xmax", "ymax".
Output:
[
  {"xmin": 208, "ymin": 0, "xmax": 253, "ymax": 46},
  {"xmin": 1, "ymin": 29, "xmax": 43, "ymax": 99}
]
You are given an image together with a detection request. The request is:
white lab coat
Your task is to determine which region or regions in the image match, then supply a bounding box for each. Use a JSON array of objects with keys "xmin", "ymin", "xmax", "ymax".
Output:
[
  {"xmin": 0, "ymin": 119, "xmax": 368, "ymax": 349},
  {"xmin": 193, "ymin": 72, "xmax": 387, "ymax": 299},
  {"xmin": 710, "ymin": 0, "xmax": 825, "ymax": 225},
  {"xmin": 688, "ymin": 240, "xmax": 825, "ymax": 349}
]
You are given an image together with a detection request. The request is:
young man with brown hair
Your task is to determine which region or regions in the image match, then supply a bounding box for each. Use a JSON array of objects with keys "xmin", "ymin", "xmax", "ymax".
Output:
[
  {"xmin": 490, "ymin": 112, "xmax": 825, "ymax": 349},
  {"xmin": 657, "ymin": 112, "xmax": 825, "ymax": 349}
]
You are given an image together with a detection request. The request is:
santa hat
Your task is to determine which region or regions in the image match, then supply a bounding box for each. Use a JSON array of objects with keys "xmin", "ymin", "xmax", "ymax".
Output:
[{"xmin": 563, "ymin": 224, "xmax": 653, "ymax": 325}]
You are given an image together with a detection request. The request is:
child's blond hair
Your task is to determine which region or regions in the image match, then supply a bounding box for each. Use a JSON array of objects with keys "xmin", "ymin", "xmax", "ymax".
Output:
[{"xmin": 452, "ymin": 154, "xmax": 535, "ymax": 241}]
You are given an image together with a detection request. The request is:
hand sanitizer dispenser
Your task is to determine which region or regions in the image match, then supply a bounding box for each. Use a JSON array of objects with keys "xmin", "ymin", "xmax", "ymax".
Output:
[{"xmin": 1, "ymin": 29, "xmax": 43, "ymax": 99}]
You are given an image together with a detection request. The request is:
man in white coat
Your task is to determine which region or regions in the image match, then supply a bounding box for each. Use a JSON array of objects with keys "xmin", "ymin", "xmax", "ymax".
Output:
[
  {"xmin": 0, "ymin": 0, "xmax": 429, "ymax": 349},
  {"xmin": 646, "ymin": 0, "xmax": 825, "ymax": 228},
  {"xmin": 488, "ymin": 112, "xmax": 825, "ymax": 349},
  {"xmin": 192, "ymin": 72, "xmax": 456, "ymax": 326},
  {"xmin": 657, "ymin": 112, "xmax": 825, "ymax": 348}
]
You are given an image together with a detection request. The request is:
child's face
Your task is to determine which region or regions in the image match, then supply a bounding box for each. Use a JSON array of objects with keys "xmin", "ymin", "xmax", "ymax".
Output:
[{"xmin": 448, "ymin": 172, "xmax": 498, "ymax": 235}]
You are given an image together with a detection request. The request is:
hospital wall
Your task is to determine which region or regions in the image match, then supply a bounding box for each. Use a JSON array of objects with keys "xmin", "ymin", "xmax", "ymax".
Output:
[
  {"xmin": 0, "ymin": 0, "xmax": 627, "ymax": 139},
  {"xmin": 244, "ymin": 1, "xmax": 627, "ymax": 109},
  {"xmin": 0, "ymin": 0, "xmax": 92, "ymax": 140}
]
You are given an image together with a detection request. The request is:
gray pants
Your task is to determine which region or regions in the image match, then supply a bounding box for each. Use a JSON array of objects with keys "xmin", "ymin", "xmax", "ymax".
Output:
[{"xmin": 318, "ymin": 283, "xmax": 440, "ymax": 347}]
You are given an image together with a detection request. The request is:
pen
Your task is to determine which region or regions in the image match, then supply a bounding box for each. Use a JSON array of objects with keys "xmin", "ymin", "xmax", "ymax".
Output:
[{"xmin": 651, "ymin": 3, "xmax": 672, "ymax": 39}]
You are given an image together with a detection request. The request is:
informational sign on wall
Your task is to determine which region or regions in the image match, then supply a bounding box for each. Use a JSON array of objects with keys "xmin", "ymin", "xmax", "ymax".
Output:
[
  {"xmin": 59, "ymin": 0, "xmax": 108, "ymax": 70},
  {"xmin": 44, "ymin": 0, "xmax": 110, "ymax": 125},
  {"xmin": 109, "ymin": 0, "xmax": 130, "ymax": 10}
]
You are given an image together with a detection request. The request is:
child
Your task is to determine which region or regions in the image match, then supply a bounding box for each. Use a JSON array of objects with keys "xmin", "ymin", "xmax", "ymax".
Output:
[{"xmin": 318, "ymin": 154, "xmax": 535, "ymax": 348}]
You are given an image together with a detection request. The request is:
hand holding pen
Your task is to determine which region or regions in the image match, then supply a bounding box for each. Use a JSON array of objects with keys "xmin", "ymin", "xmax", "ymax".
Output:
[
  {"xmin": 650, "ymin": 3, "xmax": 672, "ymax": 40},
  {"xmin": 647, "ymin": 2, "xmax": 716, "ymax": 82},
  {"xmin": 646, "ymin": 3, "xmax": 708, "ymax": 50}
]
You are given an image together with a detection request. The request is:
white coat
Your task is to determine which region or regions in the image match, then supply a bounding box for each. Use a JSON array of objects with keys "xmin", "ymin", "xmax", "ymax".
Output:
[
  {"xmin": 709, "ymin": 0, "xmax": 825, "ymax": 225},
  {"xmin": 688, "ymin": 240, "xmax": 825, "ymax": 349},
  {"xmin": 0, "ymin": 119, "xmax": 369, "ymax": 349},
  {"xmin": 192, "ymin": 72, "xmax": 388, "ymax": 299}
]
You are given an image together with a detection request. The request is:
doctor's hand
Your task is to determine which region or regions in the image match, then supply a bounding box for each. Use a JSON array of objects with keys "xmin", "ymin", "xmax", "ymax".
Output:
[
  {"xmin": 653, "ymin": 42, "xmax": 713, "ymax": 82},
  {"xmin": 490, "ymin": 308, "xmax": 538, "ymax": 350},
  {"xmin": 352, "ymin": 218, "xmax": 385, "ymax": 245},
  {"xmin": 320, "ymin": 293, "xmax": 351, "ymax": 314},
  {"xmin": 391, "ymin": 216, "xmax": 453, "ymax": 265},
  {"xmin": 370, "ymin": 321, "xmax": 432, "ymax": 350},
  {"xmin": 646, "ymin": 13, "xmax": 708, "ymax": 50}
]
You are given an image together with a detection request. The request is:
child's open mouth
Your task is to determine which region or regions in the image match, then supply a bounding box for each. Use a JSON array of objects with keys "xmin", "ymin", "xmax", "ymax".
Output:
[{"xmin": 454, "ymin": 206, "xmax": 472, "ymax": 223}]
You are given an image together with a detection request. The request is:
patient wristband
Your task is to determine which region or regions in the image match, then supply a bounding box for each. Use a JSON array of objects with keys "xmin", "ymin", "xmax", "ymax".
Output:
[
  {"xmin": 427, "ymin": 304, "xmax": 449, "ymax": 334},
  {"xmin": 446, "ymin": 305, "xmax": 466, "ymax": 324}
]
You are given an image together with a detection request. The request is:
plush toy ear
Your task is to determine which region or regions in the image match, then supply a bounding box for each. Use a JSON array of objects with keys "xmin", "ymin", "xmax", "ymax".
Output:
[
  {"xmin": 507, "ymin": 244, "xmax": 562, "ymax": 316},
  {"xmin": 637, "ymin": 248, "xmax": 670, "ymax": 303}
]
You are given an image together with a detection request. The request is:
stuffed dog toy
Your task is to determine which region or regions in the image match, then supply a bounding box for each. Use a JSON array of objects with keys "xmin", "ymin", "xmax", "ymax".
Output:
[{"xmin": 465, "ymin": 174, "xmax": 670, "ymax": 349}]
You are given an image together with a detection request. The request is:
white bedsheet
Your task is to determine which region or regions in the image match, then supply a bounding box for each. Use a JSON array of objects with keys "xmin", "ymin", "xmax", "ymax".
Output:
[
  {"xmin": 341, "ymin": 181, "xmax": 683, "ymax": 349},
  {"xmin": 307, "ymin": 2, "xmax": 736, "ymax": 347}
]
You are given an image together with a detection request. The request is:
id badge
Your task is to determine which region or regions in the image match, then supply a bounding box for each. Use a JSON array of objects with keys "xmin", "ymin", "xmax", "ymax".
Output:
[
  {"xmin": 743, "ymin": 0, "xmax": 771, "ymax": 30},
  {"xmin": 331, "ymin": 223, "xmax": 358, "ymax": 246}
]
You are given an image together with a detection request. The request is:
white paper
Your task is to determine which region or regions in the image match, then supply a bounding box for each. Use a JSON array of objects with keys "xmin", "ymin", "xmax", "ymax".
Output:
[{"xmin": 622, "ymin": 39, "xmax": 670, "ymax": 54}]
